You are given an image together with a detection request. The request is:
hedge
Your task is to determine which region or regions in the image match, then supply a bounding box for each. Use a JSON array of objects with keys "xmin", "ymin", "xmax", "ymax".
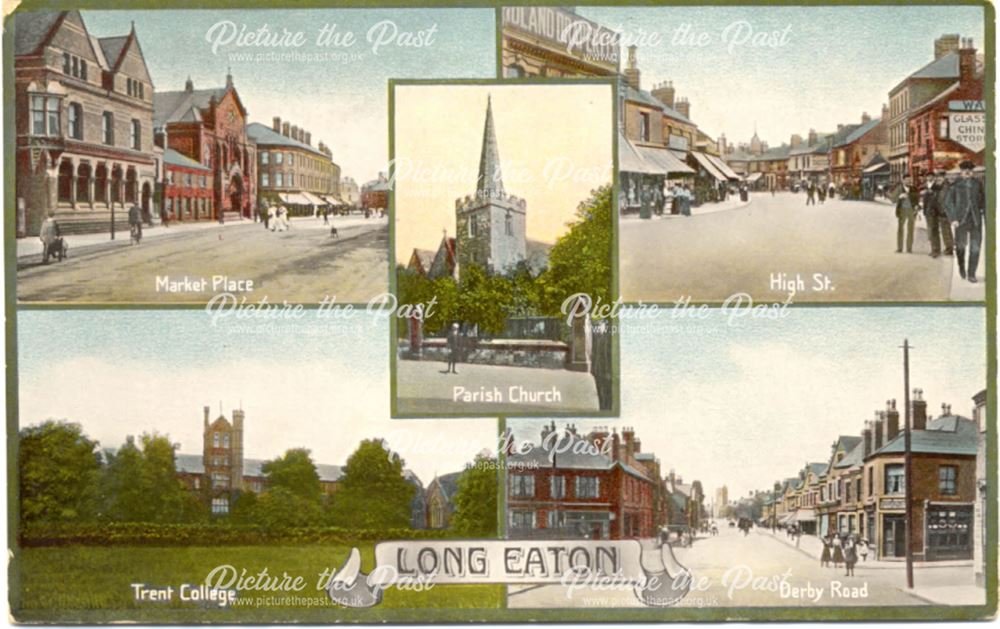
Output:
[{"xmin": 19, "ymin": 522, "xmax": 462, "ymax": 547}]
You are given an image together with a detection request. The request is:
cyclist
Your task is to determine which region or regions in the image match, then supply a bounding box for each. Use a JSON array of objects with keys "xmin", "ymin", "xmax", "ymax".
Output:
[{"xmin": 128, "ymin": 204, "xmax": 143, "ymax": 245}]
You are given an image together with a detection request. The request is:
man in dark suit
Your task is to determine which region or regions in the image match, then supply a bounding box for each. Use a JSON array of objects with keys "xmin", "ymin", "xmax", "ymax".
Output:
[
  {"xmin": 446, "ymin": 322, "xmax": 461, "ymax": 374},
  {"xmin": 923, "ymin": 170, "xmax": 953, "ymax": 258},
  {"xmin": 946, "ymin": 160, "xmax": 986, "ymax": 283},
  {"xmin": 894, "ymin": 177, "xmax": 920, "ymax": 253}
]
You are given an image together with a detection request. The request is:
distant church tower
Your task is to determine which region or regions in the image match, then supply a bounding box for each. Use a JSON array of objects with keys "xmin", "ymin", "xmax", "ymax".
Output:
[
  {"xmin": 202, "ymin": 405, "xmax": 245, "ymax": 514},
  {"xmin": 454, "ymin": 96, "xmax": 527, "ymax": 277}
]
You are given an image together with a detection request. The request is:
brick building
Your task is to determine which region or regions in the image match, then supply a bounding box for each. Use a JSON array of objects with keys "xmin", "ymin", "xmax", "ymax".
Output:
[
  {"xmin": 907, "ymin": 38, "xmax": 984, "ymax": 178},
  {"xmin": 500, "ymin": 6, "xmax": 619, "ymax": 78},
  {"xmin": 14, "ymin": 11, "xmax": 158, "ymax": 236},
  {"xmin": 175, "ymin": 405, "xmax": 426, "ymax": 527},
  {"xmin": 162, "ymin": 148, "xmax": 213, "ymax": 223},
  {"xmin": 829, "ymin": 112, "xmax": 889, "ymax": 187},
  {"xmin": 507, "ymin": 423, "xmax": 661, "ymax": 540},
  {"xmin": 361, "ymin": 172, "xmax": 390, "ymax": 214},
  {"xmin": 247, "ymin": 117, "xmax": 341, "ymax": 214},
  {"xmin": 154, "ymin": 73, "xmax": 256, "ymax": 221}
]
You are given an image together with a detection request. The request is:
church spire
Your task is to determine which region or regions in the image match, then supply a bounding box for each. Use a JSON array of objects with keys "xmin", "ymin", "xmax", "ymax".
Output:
[{"xmin": 476, "ymin": 95, "xmax": 505, "ymax": 200}]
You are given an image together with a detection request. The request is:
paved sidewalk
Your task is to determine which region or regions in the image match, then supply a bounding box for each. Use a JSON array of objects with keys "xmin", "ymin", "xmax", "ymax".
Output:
[{"xmin": 621, "ymin": 196, "xmax": 752, "ymax": 221}]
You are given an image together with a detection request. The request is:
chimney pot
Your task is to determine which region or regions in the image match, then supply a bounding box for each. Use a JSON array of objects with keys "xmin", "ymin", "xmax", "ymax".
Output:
[{"xmin": 272, "ymin": 116, "xmax": 281, "ymax": 132}]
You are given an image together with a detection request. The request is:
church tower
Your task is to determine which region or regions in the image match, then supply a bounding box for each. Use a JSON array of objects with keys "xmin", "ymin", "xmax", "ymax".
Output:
[{"xmin": 455, "ymin": 96, "xmax": 527, "ymax": 277}]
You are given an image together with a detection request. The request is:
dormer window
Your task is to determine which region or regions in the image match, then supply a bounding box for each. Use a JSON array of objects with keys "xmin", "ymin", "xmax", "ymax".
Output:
[
  {"xmin": 62, "ymin": 52, "xmax": 87, "ymax": 80},
  {"xmin": 126, "ymin": 78, "xmax": 145, "ymax": 99}
]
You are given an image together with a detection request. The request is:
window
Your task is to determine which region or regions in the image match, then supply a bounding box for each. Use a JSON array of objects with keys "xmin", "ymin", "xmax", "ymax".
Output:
[
  {"xmin": 288, "ymin": 153, "xmax": 294, "ymax": 166},
  {"xmin": 639, "ymin": 112, "xmax": 650, "ymax": 142},
  {"xmin": 130, "ymin": 119, "xmax": 141, "ymax": 150},
  {"xmin": 885, "ymin": 464, "xmax": 905, "ymax": 495},
  {"xmin": 939, "ymin": 466, "xmax": 958, "ymax": 495},
  {"xmin": 223, "ymin": 434, "xmax": 230, "ymax": 448},
  {"xmin": 80, "ymin": 59, "xmax": 87, "ymax": 81},
  {"xmin": 213, "ymin": 432, "xmax": 220, "ymax": 447},
  {"xmin": 547, "ymin": 510, "xmax": 566, "ymax": 529},
  {"xmin": 509, "ymin": 510, "xmax": 536, "ymax": 529},
  {"xmin": 261, "ymin": 173, "xmax": 270, "ymax": 187},
  {"xmin": 576, "ymin": 476, "xmax": 600, "ymax": 499},
  {"xmin": 200, "ymin": 176, "xmax": 207, "ymax": 188},
  {"xmin": 938, "ymin": 117, "xmax": 949, "ymax": 139},
  {"xmin": 467, "ymin": 216, "xmax": 477, "ymax": 238},
  {"xmin": 510, "ymin": 474, "xmax": 535, "ymax": 498},
  {"xmin": 505, "ymin": 212, "xmax": 513, "ymax": 236},
  {"xmin": 68, "ymin": 103, "xmax": 82, "ymax": 140},
  {"xmin": 102, "ymin": 112, "xmax": 114, "ymax": 145},
  {"xmin": 275, "ymin": 152, "xmax": 283, "ymax": 165},
  {"xmin": 550, "ymin": 475, "xmax": 566, "ymax": 499},
  {"xmin": 211, "ymin": 497, "xmax": 229, "ymax": 514},
  {"xmin": 184, "ymin": 174, "xmax": 192, "ymax": 188},
  {"xmin": 30, "ymin": 96, "xmax": 61, "ymax": 137},
  {"xmin": 193, "ymin": 477, "xmax": 200, "ymax": 490},
  {"xmin": 288, "ymin": 173, "xmax": 294, "ymax": 187},
  {"xmin": 867, "ymin": 467, "xmax": 873, "ymax": 497},
  {"xmin": 275, "ymin": 173, "xmax": 283, "ymax": 187},
  {"xmin": 261, "ymin": 151, "xmax": 269, "ymax": 165},
  {"xmin": 63, "ymin": 52, "xmax": 71, "ymax": 74}
]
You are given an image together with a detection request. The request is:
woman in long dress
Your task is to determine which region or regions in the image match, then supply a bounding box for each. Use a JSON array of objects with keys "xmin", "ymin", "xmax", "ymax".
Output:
[
  {"xmin": 832, "ymin": 534, "xmax": 845, "ymax": 569},
  {"xmin": 820, "ymin": 534, "xmax": 832, "ymax": 567}
]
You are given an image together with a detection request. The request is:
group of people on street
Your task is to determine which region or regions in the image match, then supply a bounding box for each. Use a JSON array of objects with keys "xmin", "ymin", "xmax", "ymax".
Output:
[
  {"xmin": 261, "ymin": 204, "xmax": 292, "ymax": 232},
  {"xmin": 804, "ymin": 181, "xmax": 839, "ymax": 205},
  {"xmin": 894, "ymin": 160, "xmax": 985, "ymax": 284},
  {"xmin": 820, "ymin": 532, "xmax": 868, "ymax": 577},
  {"xmin": 669, "ymin": 182, "xmax": 694, "ymax": 216}
]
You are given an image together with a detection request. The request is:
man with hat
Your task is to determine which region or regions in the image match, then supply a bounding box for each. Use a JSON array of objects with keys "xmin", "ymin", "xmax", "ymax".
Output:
[
  {"xmin": 946, "ymin": 160, "xmax": 986, "ymax": 283},
  {"xmin": 894, "ymin": 176, "xmax": 920, "ymax": 254},
  {"xmin": 922, "ymin": 170, "xmax": 954, "ymax": 258}
]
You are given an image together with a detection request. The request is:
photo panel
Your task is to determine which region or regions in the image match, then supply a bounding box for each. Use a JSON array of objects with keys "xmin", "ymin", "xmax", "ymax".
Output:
[{"xmin": 391, "ymin": 80, "xmax": 617, "ymax": 418}]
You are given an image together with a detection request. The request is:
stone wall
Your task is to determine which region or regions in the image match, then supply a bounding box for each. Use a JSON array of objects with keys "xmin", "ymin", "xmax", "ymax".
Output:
[{"xmin": 400, "ymin": 338, "xmax": 568, "ymax": 370}]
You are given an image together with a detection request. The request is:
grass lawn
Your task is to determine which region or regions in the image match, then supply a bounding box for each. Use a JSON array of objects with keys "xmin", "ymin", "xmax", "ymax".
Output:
[{"xmin": 13, "ymin": 544, "xmax": 504, "ymax": 623}]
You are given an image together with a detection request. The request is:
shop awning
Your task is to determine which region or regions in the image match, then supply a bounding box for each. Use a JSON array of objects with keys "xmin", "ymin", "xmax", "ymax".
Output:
[
  {"xmin": 707, "ymin": 154, "xmax": 741, "ymax": 180},
  {"xmin": 618, "ymin": 133, "xmax": 661, "ymax": 175},
  {"xmin": 795, "ymin": 508, "xmax": 817, "ymax": 522},
  {"xmin": 636, "ymin": 145, "xmax": 695, "ymax": 176},
  {"xmin": 863, "ymin": 162, "xmax": 889, "ymax": 174},
  {"xmin": 300, "ymin": 191, "xmax": 328, "ymax": 206},
  {"xmin": 322, "ymin": 194, "xmax": 345, "ymax": 206},
  {"xmin": 746, "ymin": 172, "xmax": 763, "ymax": 183},
  {"xmin": 278, "ymin": 192, "xmax": 313, "ymax": 205},
  {"xmin": 691, "ymin": 151, "xmax": 728, "ymax": 182},
  {"xmin": 779, "ymin": 513, "xmax": 795, "ymax": 525}
]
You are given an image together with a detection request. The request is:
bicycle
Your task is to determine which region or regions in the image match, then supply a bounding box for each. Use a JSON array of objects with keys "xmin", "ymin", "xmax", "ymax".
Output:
[{"xmin": 130, "ymin": 222, "xmax": 142, "ymax": 246}]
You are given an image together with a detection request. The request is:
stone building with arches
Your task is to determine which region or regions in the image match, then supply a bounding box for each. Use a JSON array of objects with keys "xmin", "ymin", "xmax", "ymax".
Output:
[
  {"xmin": 154, "ymin": 73, "xmax": 256, "ymax": 222},
  {"xmin": 13, "ymin": 11, "xmax": 158, "ymax": 237}
]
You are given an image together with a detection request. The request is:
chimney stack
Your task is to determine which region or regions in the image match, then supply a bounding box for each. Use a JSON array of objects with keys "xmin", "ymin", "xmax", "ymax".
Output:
[
  {"xmin": 862, "ymin": 421, "xmax": 873, "ymax": 458},
  {"xmin": 622, "ymin": 426, "xmax": 635, "ymax": 460},
  {"xmin": 808, "ymin": 128, "xmax": 817, "ymax": 146},
  {"xmin": 886, "ymin": 399, "xmax": 900, "ymax": 442},
  {"xmin": 912, "ymin": 388, "xmax": 927, "ymax": 431},
  {"xmin": 881, "ymin": 103, "xmax": 889, "ymax": 120},
  {"xmin": 934, "ymin": 33, "xmax": 961, "ymax": 60},
  {"xmin": 272, "ymin": 116, "xmax": 282, "ymax": 133},
  {"xmin": 959, "ymin": 37, "xmax": 976, "ymax": 84},
  {"xmin": 305, "ymin": 131, "xmax": 311, "ymax": 146},
  {"xmin": 611, "ymin": 430, "xmax": 620, "ymax": 462},
  {"xmin": 624, "ymin": 45, "xmax": 641, "ymax": 90},
  {"xmin": 862, "ymin": 111, "xmax": 871, "ymax": 124},
  {"xmin": 651, "ymin": 80, "xmax": 675, "ymax": 108},
  {"xmin": 674, "ymin": 97, "xmax": 690, "ymax": 119},
  {"xmin": 874, "ymin": 411, "xmax": 884, "ymax": 451},
  {"xmin": 282, "ymin": 122, "xmax": 290, "ymax": 137},
  {"xmin": 203, "ymin": 405, "xmax": 210, "ymax": 427},
  {"xmin": 291, "ymin": 125, "xmax": 299, "ymax": 141}
]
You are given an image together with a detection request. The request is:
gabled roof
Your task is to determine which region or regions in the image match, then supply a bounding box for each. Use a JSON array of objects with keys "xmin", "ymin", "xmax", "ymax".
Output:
[
  {"xmin": 14, "ymin": 11, "xmax": 65, "ymax": 57},
  {"xmin": 154, "ymin": 86, "xmax": 228, "ymax": 129},
  {"xmin": 409, "ymin": 249, "xmax": 435, "ymax": 275},
  {"xmin": 164, "ymin": 148, "xmax": 211, "ymax": 171},
  {"xmin": 834, "ymin": 440, "xmax": 865, "ymax": 470},
  {"xmin": 246, "ymin": 122, "xmax": 327, "ymax": 158},
  {"xmin": 622, "ymin": 85, "xmax": 695, "ymax": 126},
  {"xmin": 97, "ymin": 35, "xmax": 129, "ymax": 70},
  {"xmin": 873, "ymin": 414, "xmax": 977, "ymax": 456},
  {"xmin": 428, "ymin": 471, "xmax": 463, "ymax": 501},
  {"xmin": 891, "ymin": 51, "xmax": 960, "ymax": 95},
  {"xmin": 837, "ymin": 118, "xmax": 882, "ymax": 147}
]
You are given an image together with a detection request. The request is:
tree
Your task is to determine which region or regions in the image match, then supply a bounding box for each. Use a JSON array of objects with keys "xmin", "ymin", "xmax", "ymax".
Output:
[
  {"xmin": 538, "ymin": 184, "xmax": 613, "ymax": 316},
  {"xmin": 256, "ymin": 486, "xmax": 323, "ymax": 529},
  {"xmin": 457, "ymin": 264, "xmax": 512, "ymax": 335},
  {"xmin": 261, "ymin": 448, "xmax": 322, "ymax": 502},
  {"xmin": 449, "ymin": 453, "xmax": 498, "ymax": 537},
  {"xmin": 18, "ymin": 421, "xmax": 101, "ymax": 524},
  {"xmin": 230, "ymin": 491, "xmax": 259, "ymax": 524},
  {"xmin": 328, "ymin": 439, "xmax": 415, "ymax": 531},
  {"xmin": 102, "ymin": 433, "xmax": 204, "ymax": 523}
]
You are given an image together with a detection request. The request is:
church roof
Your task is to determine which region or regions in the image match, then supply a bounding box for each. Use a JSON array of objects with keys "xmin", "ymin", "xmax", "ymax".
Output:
[
  {"xmin": 153, "ymin": 85, "xmax": 228, "ymax": 129},
  {"xmin": 428, "ymin": 471, "xmax": 463, "ymax": 500},
  {"xmin": 476, "ymin": 95, "xmax": 505, "ymax": 200}
]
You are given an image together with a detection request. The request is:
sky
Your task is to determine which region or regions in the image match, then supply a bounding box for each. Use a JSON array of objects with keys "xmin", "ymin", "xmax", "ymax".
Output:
[
  {"xmin": 17, "ymin": 310, "xmax": 497, "ymax": 485},
  {"xmin": 579, "ymin": 5, "xmax": 985, "ymax": 146},
  {"xmin": 511, "ymin": 306, "xmax": 987, "ymax": 502},
  {"xmin": 393, "ymin": 83, "xmax": 613, "ymax": 259},
  {"xmin": 82, "ymin": 9, "xmax": 496, "ymax": 185}
]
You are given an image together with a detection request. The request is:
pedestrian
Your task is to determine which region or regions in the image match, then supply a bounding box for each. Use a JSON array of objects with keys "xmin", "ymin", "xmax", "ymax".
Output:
[
  {"xmin": 828, "ymin": 182, "xmax": 836, "ymax": 200},
  {"xmin": 681, "ymin": 184, "xmax": 693, "ymax": 216},
  {"xmin": 859, "ymin": 538, "xmax": 870, "ymax": 562},
  {"xmin": 128, "ymin": 203, "xmax": 143, "ymax": 244},
  {"xmin": 946, "ymin": 160, "xmax": 986, "ymax": 283},
  {"xmin": 818, "ymin": 185, "xmax": 827, "ymax": 204},
  {"xmin": 806, "ymin": 182, "xmax": 816, "ymax": 205},
  {"xmin": 266, "ymin": 204, "xmax": 274, "ymax": 231},
  {"xmin": 38, "ymin": 211, "xmax": 60, "ymax": 264},
  {"xmin": 894, "ymin": 177, "xmax": 920, "ymax": 253},
  {"xmin": 820, "ymin": 534, "xmax": 832, "ymax": 568},
  {"xmin": 923, "ymin": 170, "xmax": 953, "ymax": 258},
  {"xmin": 843, "ymin": 538, "xmax": 858, "ymax": 577},
  {"xmin": 446, "ymin": 322, "xmax": 461, "ymax": 374},
  {"xmin": 831, "ymin": 534, "xmax": 844, "ymax": 569}
]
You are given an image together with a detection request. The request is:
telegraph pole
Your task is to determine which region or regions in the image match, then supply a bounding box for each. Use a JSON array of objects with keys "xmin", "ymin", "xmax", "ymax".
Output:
[{"xmin": 902, "ymin": 339, "xmax": 915, "ymax": 589}]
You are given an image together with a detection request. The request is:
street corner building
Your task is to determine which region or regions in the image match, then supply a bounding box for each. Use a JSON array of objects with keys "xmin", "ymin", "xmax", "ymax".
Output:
[
  {"xmin": 763, "ymin": 388, "xmax": 985, "ymax": 563},
  {"xmin": 505, "ymin": 423, "xmax": 705, "ymax": 541},
  {"xmin": 13, "ymin": 11, "xmax": 158, "ymax": 237}
]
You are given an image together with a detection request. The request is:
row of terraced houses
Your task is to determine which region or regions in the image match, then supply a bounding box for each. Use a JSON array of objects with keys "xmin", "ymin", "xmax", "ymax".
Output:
[
  {"xmin": 12, "ymin": 11, "xmax": 379, "ymax": 237},
  {"xmin": 760, "ymin": 388, "xmax": 986, "ymax": 564}
]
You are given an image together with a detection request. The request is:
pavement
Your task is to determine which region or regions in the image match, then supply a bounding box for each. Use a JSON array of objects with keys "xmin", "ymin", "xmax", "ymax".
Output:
[
  {"xmin": 506, "ymin": 522, "xmax": 984, "ymax": 609},
  {"xmin": 621, "ymin": 195, "xmax": 752, "ymax": 221},
  {"xmin": 15, "ymin": 215, "xmax": 388, "ymax": 303},
  {"xmin": 394, "ymin": 359, "xmax": 600, "ymax": 416},
  {"xmin": 619, "ymin": 191, "xmax": 982, "ymax": 303}
]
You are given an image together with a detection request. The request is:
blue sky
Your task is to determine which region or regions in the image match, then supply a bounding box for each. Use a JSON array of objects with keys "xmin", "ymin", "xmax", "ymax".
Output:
[
  {"xmin": 82, "ymin": 9, "xmax": 496, "ymax": 184},
  {"xmin": 17, "ymin": 310, "xmax": 496, "ymax": 484},
  {"xmin": 512, "ymin": 306, "xmax": 986, "ymax": 499},
  {"xmin": 581, "ymin": 5, "xmax": 985, "ymax": 145}
]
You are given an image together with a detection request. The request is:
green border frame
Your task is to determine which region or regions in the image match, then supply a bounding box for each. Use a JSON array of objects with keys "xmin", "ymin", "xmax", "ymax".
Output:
[
  {"xmin": 4, "ymin": 0, "xmax": 997, "ymax": 623},
  {"xmin": 387, "ymin": 77, "xmax": 622, "ymax": 419}
]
